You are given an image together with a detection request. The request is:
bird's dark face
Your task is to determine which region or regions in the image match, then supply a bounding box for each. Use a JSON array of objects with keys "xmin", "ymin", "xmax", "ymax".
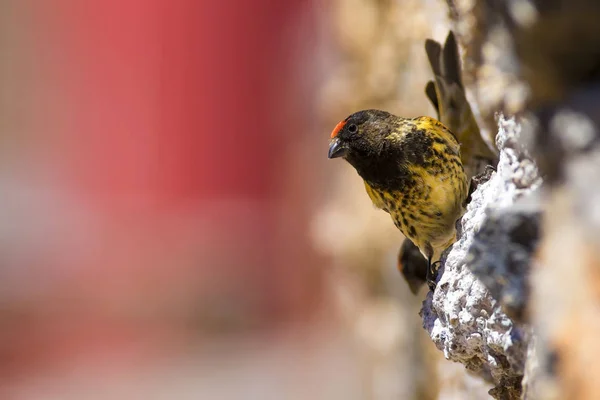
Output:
[
  {"xmin": 328, "ymin": 109, "xmax": 397, "ymax": 166},
  {"xmin": 328, "ymin": 109, "xmax": 412, "ymax": 187}
]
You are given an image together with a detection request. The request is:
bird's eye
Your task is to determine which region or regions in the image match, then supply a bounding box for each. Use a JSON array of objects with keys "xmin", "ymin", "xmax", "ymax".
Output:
[{"xmin": 347, "ymin": 124, "xmax": 358, "ymax": 133}]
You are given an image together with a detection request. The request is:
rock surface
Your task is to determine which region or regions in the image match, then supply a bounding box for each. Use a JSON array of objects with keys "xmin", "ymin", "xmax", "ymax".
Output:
[{"xmin": 422, "ymin": 116, "xmax": 542, "ymax": 399}]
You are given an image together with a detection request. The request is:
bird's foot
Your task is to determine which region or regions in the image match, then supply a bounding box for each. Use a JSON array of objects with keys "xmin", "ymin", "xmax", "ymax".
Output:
[{"xmin": 426, "ymin": 261, "xmax": 442, "ymax": 291}]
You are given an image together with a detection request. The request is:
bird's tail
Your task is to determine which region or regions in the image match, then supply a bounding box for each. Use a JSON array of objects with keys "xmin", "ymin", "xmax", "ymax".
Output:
[{"xmin": 424, "ymin": 31, "xmax": 498, "ymax": 175}]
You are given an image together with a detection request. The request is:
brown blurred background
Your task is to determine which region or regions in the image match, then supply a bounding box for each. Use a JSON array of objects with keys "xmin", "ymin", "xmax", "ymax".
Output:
[{"xmin": 0, "ymin": 1, "xmax": 490, "ymax": 399}]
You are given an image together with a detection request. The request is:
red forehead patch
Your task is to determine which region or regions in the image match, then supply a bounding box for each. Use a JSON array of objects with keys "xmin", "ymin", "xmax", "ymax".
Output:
[{"xmin": 330, "ymin": 120, "xmax": 347, "ymax": 139}]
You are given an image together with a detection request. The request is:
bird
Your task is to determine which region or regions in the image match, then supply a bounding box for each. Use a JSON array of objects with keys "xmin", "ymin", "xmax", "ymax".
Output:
[{"xmin": 328, "ymin": 110, "xmax": 469, "ymax": 290}]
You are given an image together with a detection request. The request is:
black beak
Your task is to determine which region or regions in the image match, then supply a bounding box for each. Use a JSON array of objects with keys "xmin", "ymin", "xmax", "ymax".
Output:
[{"xmin": 328, "ymin": 138, "xmax": 348, "ymax": 159}]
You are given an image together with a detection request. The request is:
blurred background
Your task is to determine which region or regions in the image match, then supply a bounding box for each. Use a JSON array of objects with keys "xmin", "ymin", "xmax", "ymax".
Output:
[{"xmin": 0, "ymin": 1, "xmax": 491, "ymax": 399}]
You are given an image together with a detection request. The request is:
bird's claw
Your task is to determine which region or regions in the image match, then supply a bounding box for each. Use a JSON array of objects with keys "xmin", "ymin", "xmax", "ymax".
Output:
[
  {"xmin": 427, "ymin": 261, "xmax": 442, "ymax": 291},
  {"xmin": 427, "ymin": 279, "xmax": 437, "ymax": 291}
]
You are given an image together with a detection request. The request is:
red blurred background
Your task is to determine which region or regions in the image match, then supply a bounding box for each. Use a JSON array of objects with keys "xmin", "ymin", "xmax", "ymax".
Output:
[{"xmin": 1, "ymin": 0, "xmax": 333, "ymax": 394}]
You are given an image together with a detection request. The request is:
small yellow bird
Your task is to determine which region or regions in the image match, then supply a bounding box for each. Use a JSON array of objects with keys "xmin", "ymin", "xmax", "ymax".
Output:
[{"xmin": 328, "ymin": 110, "xmax": 468, "ymax": 289}]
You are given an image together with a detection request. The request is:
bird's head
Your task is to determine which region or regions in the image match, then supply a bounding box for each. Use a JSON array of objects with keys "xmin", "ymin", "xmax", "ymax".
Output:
[{"xmin": 328, "ymin": 109, "xmax": 400, "ymax": 169}]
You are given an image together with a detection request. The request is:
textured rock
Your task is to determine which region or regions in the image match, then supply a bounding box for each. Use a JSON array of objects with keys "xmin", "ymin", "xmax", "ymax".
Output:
[
  {"xmin": 468, "ymin": 205, "xmax": 541, "ymax": 323},
  {"xmin": 422, "ymin": 116, "xmax": 542, "ymax": 399}
]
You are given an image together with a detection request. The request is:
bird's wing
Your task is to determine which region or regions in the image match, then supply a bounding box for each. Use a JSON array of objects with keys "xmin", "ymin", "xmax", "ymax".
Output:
[
  {"xmin": 413, "ymin": 116, "xmax": 460, "ymax": 155},
  {"xmin": 424, "ymin": 31, "xmax": 498, "ymax": 167}
]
